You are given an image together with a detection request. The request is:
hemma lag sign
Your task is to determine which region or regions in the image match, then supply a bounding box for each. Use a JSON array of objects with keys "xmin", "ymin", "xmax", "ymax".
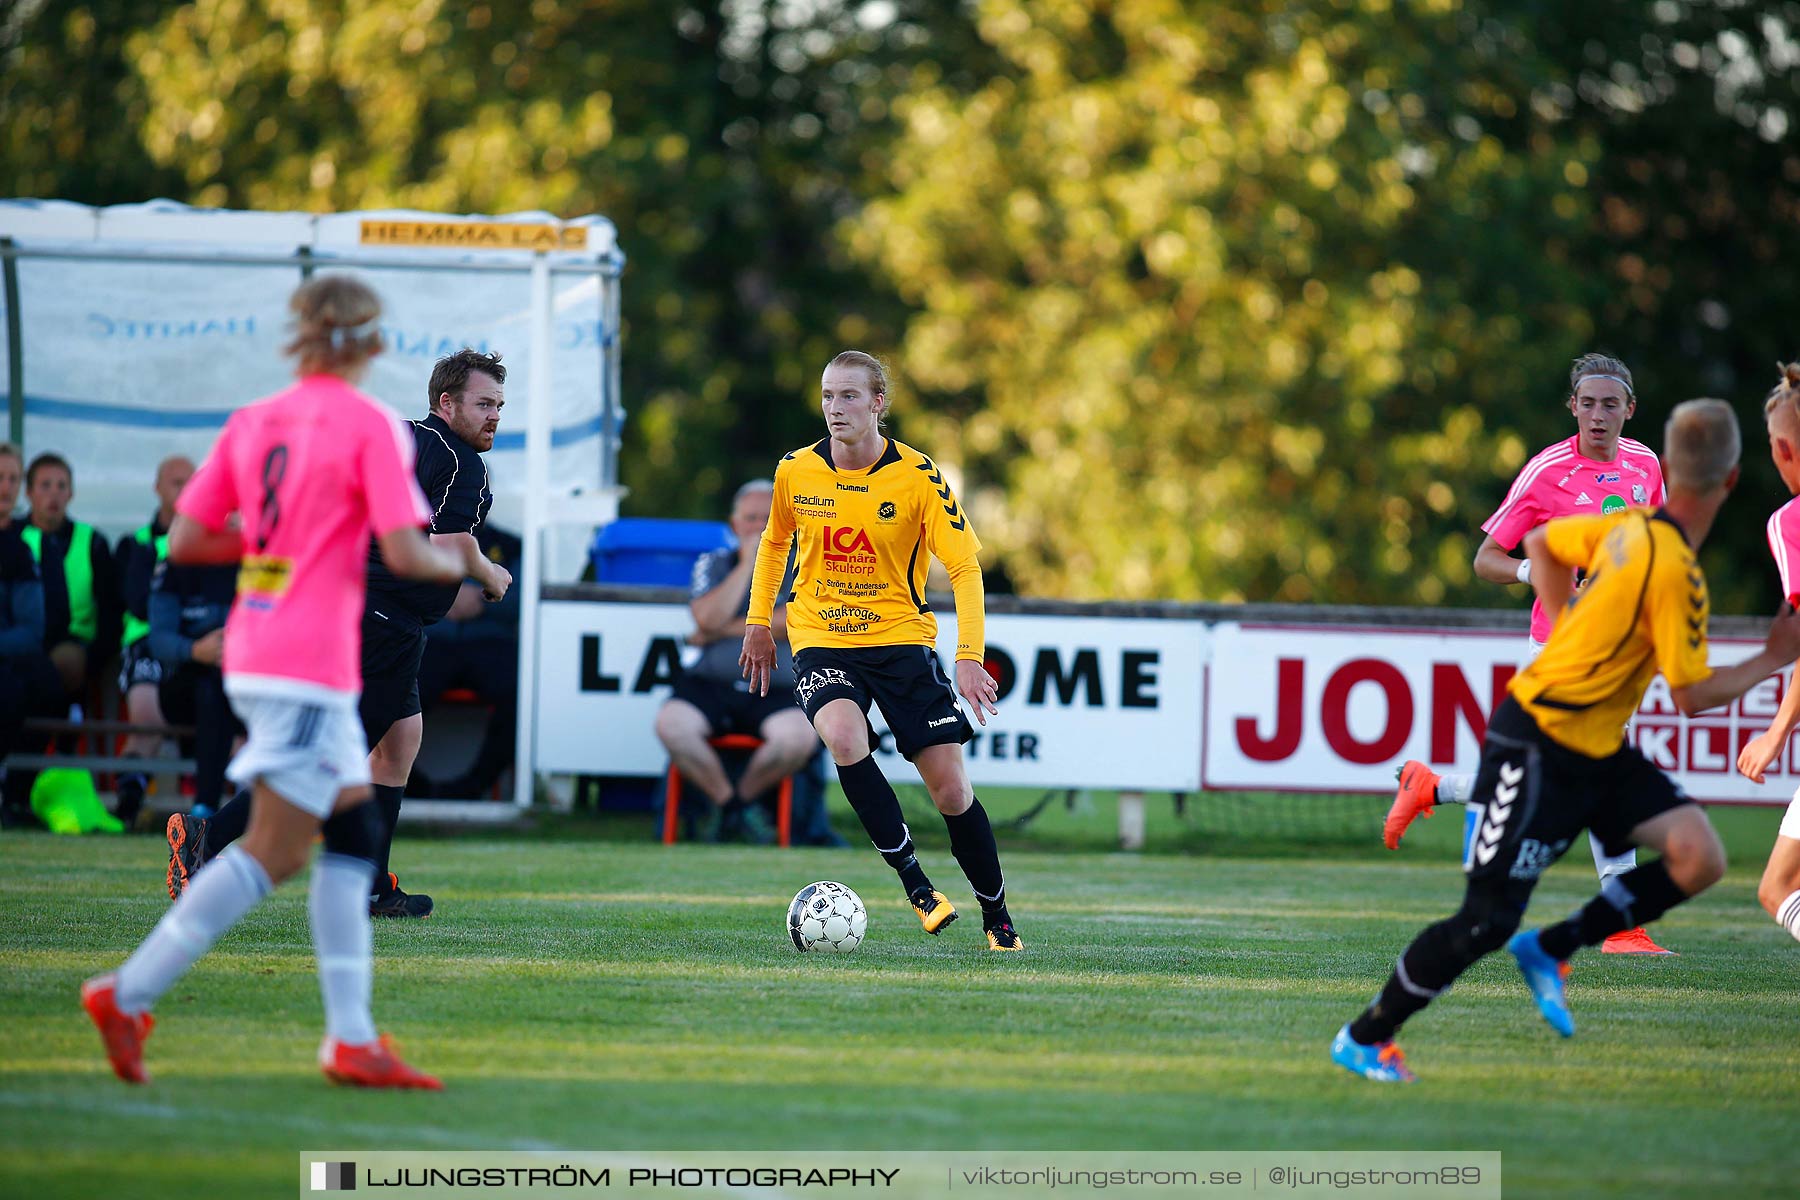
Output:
[{"xmin": 1203, "ymin": 623, "xmax": 1794, "ymax": 803}]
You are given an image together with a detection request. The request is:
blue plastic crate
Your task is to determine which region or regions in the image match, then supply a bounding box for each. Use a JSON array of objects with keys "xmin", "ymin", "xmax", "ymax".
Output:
[{"xmin": 589, "ymin": 517, "xmax": 733, "ymax": 587}]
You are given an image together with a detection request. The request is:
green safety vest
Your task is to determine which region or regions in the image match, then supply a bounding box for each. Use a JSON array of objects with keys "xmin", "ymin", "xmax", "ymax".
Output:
[
  {"xmin": 21, "ymin": 520, "xmax": 98, "ymax": 642},
  {"xmin": 121, "ymin": 523, "xmax": 170, "ymax": 646}
]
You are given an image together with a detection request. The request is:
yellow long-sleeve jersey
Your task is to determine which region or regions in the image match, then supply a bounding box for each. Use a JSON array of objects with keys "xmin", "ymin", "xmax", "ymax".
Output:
[{"xmin": 745, "ymin": 437, "xmax": 986, "ymax": 661}]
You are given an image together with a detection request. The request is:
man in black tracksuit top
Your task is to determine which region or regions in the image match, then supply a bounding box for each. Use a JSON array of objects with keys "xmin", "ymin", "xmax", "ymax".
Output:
[
  {"xmin": 358, "ymin": 350, "xmax": 510, "ymax": 916},
  {"xmin": 167, "ymin": 350, "xmax": 512, "ymax": 918}
]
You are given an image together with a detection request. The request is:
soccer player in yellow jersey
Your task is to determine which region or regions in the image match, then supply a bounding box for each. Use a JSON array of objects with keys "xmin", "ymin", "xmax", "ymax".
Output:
[
  {"xmin": 1332, "ymin": 399, "xmax": 1800, "ymax": 1082},
  {"xmin": 740, "ymin": 350, "xmax": 1021, "ymax": 950}
]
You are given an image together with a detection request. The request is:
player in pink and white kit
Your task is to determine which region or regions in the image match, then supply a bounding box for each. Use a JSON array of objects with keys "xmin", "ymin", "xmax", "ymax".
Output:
[
  {"xmin": 1385, "ymin": 353, "xmax": 1675, "ymax": 954},
  {"xmin": 81, "ymin": 275, "xmax": 463, "ymax": 1088},
  {"xmin": 1737, "ymin": 363, "xmax": 1800, "ymax": 946}
]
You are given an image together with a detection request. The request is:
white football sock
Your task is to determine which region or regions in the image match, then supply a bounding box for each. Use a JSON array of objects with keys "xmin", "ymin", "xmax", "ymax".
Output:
[
  {"xmin": 1438, "ymin": 773, "xmax": 1477, "ymax": 805},
  {"xmin": 1777, "ymin": 890, "xmax": 1800, "ymax": 945},
  {"xmin": 1590, "ymin": 833, "xmax": 1636, "ymax": 887},
  {"xmin": 115, "ymin": 845, "xmax": 272, "ymax": 1013},
  {"xmin": 310, "ymin": 852, "xmax": 378, "ymax": 1045}
]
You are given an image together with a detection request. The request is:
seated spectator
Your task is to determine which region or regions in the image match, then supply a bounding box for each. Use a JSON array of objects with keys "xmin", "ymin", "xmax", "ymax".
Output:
[
  {"xmin": 0, "ymin": 510, "xmax": 62, "ymax": 827},
  {"xmin": 653, "ymin": 480, "xmax": 817, "ymax": 842},
  {"xmin": 113, "ymin": 455, "xmax": 195, "ymax": 826},
  {"xmin": 20, "ymin": 453, "xmax": 119, "ymax": 704},
  {"xmin": 148, "ymin": 555, "xmax": 242, "ymax": 821},
  {"xmin": 0, "ymin": 442, "xmax": 21, "ymax": 529},
  {"xmin": 414, "ymin": 523, "xmax": 521, "ymax": 798}
]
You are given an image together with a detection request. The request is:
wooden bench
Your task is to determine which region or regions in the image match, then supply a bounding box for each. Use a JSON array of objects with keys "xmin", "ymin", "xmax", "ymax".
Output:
[{"xmin": 6, "ymin": 718, "xmax": 199, "ymax": 777}]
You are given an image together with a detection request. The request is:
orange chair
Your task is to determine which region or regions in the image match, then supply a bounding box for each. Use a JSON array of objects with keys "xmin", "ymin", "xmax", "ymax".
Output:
[{"xmin": 663, "ymin": 733, "xmax": 793, "ymax": 847}]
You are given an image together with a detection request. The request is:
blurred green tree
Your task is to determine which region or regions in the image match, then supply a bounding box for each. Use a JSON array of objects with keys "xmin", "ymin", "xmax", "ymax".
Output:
[
  {"xmin": 4, "ymin": 1, "xmax": 1797, "ymax": 610},
  {"xmin": 1, "ymin": 0, "xmax": 993, "ymax": 526},
  {"xmin": 852, "ymin": 0, "xmax": 1800, "ymax": 610}
]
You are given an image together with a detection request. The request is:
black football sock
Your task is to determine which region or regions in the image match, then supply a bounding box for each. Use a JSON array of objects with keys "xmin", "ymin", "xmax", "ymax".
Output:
[
  {"xmin": 835, "ymin": 754, "xmax": 930, "ymax": 896},
  {"xmin": 1537, "ymin": 861, "xmax": 1687, "ymax": 960},
  {"xmin": 1348, "ymin": 915, "xmax": 1482, "ymax": 1045},
  {"xmin": 114, "ymin": 773, "xmax": 148, "ymax": 825},
  {"xmin": 943, "ymin": 798, "xmax": 1010, "ymax": 927},
  {"xmin": 201, "ymin": 790, "xmax": 253, "ymax": 862},
  {"xmin": 370, "ymin": 784, "xmax": 404, "ymax": 896}
]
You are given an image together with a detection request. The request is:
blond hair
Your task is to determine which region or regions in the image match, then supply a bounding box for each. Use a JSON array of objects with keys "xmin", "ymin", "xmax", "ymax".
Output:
[
  {"xmin": 1762, "ymin": 362, "xmax": 1800, "ymax": 420},
  {"xmin": 826, "ymin": 350, "xmax": 891, "ymax": 427},
  {"xmin": 0, "ymin": 442, "xmax": 20, "ymax": 469},
  {"xmin": 284, "ymin": 274, "xmax": 384, "ymax": 376},
  {"xmin": 1663, "ymin": 399, "xmax": 1741, "ymax": 494}
]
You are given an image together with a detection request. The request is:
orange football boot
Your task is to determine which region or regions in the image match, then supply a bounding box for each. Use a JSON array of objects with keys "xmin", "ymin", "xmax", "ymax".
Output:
[
  {"xmin": 1384, "ymin": 760, "xmax": 1441, "ymax": 850},
  {"xmin": 320, "ymin": 1035, "xmax": 444, "ymax": 1090},
  {"xmin": 1600, "ymin": 927, "xmax": 1675, "ymax": 955},
  {"xmin": 82, "ymin": 974, "xmax": 154, "ymax": 1084}
]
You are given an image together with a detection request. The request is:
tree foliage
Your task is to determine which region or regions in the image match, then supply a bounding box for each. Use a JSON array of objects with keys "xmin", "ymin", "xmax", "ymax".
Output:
[
  {"xmin": 3, "ymin": 1, "xmax": 1798, "ymax": 609},
  {"xmin": 853, "ymin": 0, "xmax": 1800, "ymax": 609}
]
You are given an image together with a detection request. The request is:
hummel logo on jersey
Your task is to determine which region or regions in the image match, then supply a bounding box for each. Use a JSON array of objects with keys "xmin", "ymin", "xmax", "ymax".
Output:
[
  {"xmin": 1474, "ymin": 761, "xmax": 1523, "ymax": 866},
  {"xmin": 794, "ymin": 668, "xmax": 854, "ymax": 707},
  {"xmin": 1574, "ymin": 491, "xmax": 1593, "ymax": 506},
  {"xmin": 927, "ymin": 714, "xmax": 959, "ymax": 728}
]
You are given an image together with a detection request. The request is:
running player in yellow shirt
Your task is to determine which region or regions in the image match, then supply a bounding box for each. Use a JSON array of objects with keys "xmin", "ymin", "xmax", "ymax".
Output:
[
  {"xmin": 1331, "ymin": 399, "xmax": 1800, "ymax": 1081},
  {"xmin": 740, "ymin": 351, "xmax": 1021, "ymax": 950}
]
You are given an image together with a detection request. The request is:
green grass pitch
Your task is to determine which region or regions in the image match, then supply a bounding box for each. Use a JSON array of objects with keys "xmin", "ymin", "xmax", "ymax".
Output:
[{"xmin": 2, "ymin": 795, "xmax": 1797, "ymax": 1198}]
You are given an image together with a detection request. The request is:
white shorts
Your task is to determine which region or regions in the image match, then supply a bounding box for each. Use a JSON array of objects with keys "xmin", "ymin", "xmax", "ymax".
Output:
[
  {"xmin": 224, "ymin": 680, "xmax": 371, "ymax": 819},
  {"xmin": 1782, "ymin": 789, "xmax": 1800, "ymax": 842}
]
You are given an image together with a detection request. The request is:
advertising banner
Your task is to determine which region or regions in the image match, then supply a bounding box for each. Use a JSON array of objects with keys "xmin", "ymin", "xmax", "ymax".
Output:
[
  {"xmin": 1203, "ymin": 621, "xmax": 1790, "ymax": 804},
  {"xmin": 534, "ymin": 602, "xmax": 1205, "ymax": 790}
]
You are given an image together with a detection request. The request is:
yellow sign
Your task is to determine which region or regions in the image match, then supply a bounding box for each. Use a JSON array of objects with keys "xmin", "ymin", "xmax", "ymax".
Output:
[{"xmin": 358, "ymin": 220, "xmax": 588, "ymax": 251}]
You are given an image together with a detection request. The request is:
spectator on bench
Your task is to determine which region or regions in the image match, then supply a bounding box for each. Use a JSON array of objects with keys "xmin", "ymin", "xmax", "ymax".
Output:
[
  {"xmin": 148, "ymin": 553, "xmax": 243, "ymax": 833},
  {"xmin": 0, "ymin": 442, "xmax": 22, "ymax": 529},
  {"xmin": 414, "ymin": 523, "xmax": 521, "ymax": 799},
  {"xmin": 654, "ymin": 479, "xmax": 816, "ymax": 842},
  {"xmin": 21, "ymin": 453, "xmax": 120, "ymax": 706},
  {"xmin": 114, "ymin": 456, "xmax": 196, "ymax": 827},
  {"xmin": 0, "ymin": 503, "xmax": 62, "ymax": 828}
]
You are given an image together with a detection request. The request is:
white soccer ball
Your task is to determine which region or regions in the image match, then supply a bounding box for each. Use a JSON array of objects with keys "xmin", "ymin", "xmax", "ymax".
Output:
[{"xmin": 787, "ymin": 880, "xmax": 867, "ymax": 952}]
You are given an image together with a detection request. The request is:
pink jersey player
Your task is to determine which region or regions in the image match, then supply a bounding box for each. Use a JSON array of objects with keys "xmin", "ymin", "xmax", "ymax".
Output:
[
  {"xmin": 178, "ymin": 374, "xmax": 432, "ymax": 694},
  {"xmin": 1740, "ymin": 366, "xmax": 1800, "ymax": 948},
  {"xmin": 1483, "ymin": 433, "xmax": 1664, "ymax": 643},
  {"xmin": 84, "ymin": 275, "xmax": 461, "ymax": 1094},
  {"xmin": 1767, "ymin": 494, "xmax": 1800, "ymax": 608}
]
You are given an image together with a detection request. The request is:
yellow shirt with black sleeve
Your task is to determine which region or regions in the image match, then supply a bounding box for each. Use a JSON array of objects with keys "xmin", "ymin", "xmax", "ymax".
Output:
[
  {"xmin": 1508, "ymin": 508, "xmax": 1711, "ymax": 759},
  {"xmin": 745, "ymin": 437, "xmax": 986, "ymax": 662}
]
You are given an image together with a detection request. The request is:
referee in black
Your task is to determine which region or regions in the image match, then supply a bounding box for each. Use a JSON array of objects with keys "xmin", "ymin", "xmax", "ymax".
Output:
[
  {"xmin": 165, "ymin": 349, "xmax": 511, "ymax": 918},
  {"xmin": 362, "ymin": 348, "xmax": 511, "ymax": 917}
]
